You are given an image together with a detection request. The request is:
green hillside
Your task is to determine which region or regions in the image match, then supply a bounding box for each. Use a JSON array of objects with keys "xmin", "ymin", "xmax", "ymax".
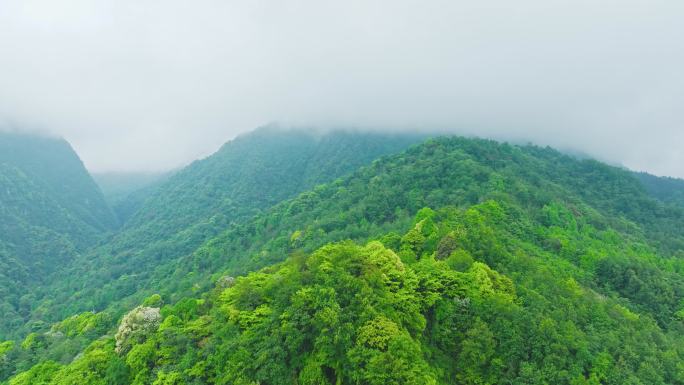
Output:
[
  {"xmin": 634, "ymin": 171, "xmax": 684, "ymax": 208},
  {"xmin": 0, "ymin": 133, "xmax": 117, "ymax": 339},
  {"xmin": 1, "ymin": 134, "xmax": 682, "ymax": 384},
  {"xmin": 13, "ymin": 128, "xmax": 423, "ymax": 336}
]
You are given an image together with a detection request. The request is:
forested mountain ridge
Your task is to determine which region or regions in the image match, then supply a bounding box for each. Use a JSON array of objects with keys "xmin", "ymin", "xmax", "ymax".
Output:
[
  {"xmin": 634, "ymin": 171, "xmax": 684, "ymax": 208},
  {"xmin": 1, "ymin": 132, "xmax": 683, "ymax": 384},
  {"xmin": 118, "ymin": 127, "xmax": 423, "ymax": 243},
  {"xmin": 0, "ymin": 132, "xmax": 117, "ymax": 339},
  {"xmin": 0, "ymin": 133, "xmax": 117, "ymax": 237},
  {"xmin": 12, "ymin": 128, "xmax": 424, "ymax": 337}
]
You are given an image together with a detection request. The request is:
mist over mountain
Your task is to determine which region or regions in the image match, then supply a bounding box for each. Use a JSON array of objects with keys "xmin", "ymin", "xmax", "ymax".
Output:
[
  {"xmin": 94, "ymin": 172, "xmax": 171, "ymax": 204},
  {"xmin": 1, "ymin": 1, "xmax": 683, "ymax": 384},
  {"xmin": 1, "ymin": 1, "xmax": 683, "ymax": 177}
]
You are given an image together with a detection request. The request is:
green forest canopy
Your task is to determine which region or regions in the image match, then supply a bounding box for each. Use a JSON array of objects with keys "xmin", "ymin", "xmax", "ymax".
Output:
[{"xmin": 0, "ymin": 131, "xmax": 682, "ymax": 384}]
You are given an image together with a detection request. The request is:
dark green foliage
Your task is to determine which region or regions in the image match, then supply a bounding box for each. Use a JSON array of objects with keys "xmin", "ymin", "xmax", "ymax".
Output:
[
  {"xmin": 595, "ymin": 256, "xmax": 683, "ymax": 325},
  {"xmin": 0, "ymin": 133, "xmax": 117, "ymax": 339},
  {"xmin": 634, "ymin": 171, "xmax": 684, "ymax": 208},
  {"xmin": 0, "ymin": 133, "xmax": 117, "ymax": 234}
]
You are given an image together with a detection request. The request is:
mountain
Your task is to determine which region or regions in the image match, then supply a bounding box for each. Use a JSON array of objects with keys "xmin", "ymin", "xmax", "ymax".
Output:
[
  {"xmin": 14, "ymin": 128, "xmax": 424, "ymax": 335},
  {"xmin": 1, "ymin": 133, "xmax": 683, "ymax": 384},
  {"xmin": 0, "ymin": 133, "xmax": 117, "ymax": 238},
  {"xmin": 634, "ymin": 171, "xmax": 684, "ymax": 208},
  {"xmin": 0, "ymin": 132, "xmax": 117, "ymax": 339},
  {"xmin": 116, "ymin": 127, "xmax": 423, "ymax": 247}
]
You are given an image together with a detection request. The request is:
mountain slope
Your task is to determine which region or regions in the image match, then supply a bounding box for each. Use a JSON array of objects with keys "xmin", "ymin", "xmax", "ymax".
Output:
[
  {"xmin": 3, "ymin": 136, "xmax": 682, "ymax": 385},
  {"xmin": 119, "ymin": 127, "xmax": 422, "ymax": 242},
  {"xmin": 21, "ymin": 128, "xmax": 424, "ymax": 332},
  {"xmin": 0, "ymin": 132, "xmax": 116, "ymax": 339},
  {"xmin": 0, "ymin": 133, "xmax": 117, "ymax": 240},
  {"xmin": 174, "ymin": 137, "xmax": 684, "ymax": 322},
  {"xmin": 634, "ymin": 171, "xmax": 684, "ymax": 208}
]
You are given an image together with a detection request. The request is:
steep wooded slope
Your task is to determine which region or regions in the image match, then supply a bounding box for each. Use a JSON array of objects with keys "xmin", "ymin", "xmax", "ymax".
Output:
[
  {"xmin": 634, "ymin": 171, "xmax": 684, "ymax": 208},
  {"xmin": 0, "ymin": 133, "xmax": 116, "ymax": 338}
]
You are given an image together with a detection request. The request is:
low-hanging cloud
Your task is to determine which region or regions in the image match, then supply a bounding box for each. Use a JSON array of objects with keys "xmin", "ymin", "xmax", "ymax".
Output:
[{"xmin": 0, "ymin": 0, "xmax": 683, "ymax": 176}]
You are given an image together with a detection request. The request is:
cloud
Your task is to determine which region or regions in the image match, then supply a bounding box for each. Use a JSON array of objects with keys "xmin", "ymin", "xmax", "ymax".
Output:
[{"xmin": 0, "ymin": 0, "xmax": 683, "ymax": 176}]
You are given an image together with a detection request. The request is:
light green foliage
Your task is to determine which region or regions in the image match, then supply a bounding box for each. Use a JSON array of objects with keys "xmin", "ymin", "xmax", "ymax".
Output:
[
  {"xmin": 0, "ymin": 342, "xmax": 13, "ymax": 358},
  {"xmin": 356, "ymin": 317, "xmax": 400, "ymax": 350},
  {"xmin": 9, "ymin": 201, "xmax": 682, "ymax": 384},
  {"xmin": 676, "ymin": 307, "xmax": 684, "ymax": 321},
  {"xmin": 50, "ymin": 312, "xmax": 110, "ymax": 338},
  {"xmin": 151, "ymin": 370, "xmax": 182, "ymax": 385},
  {"xmin": 290, "ymin": 230, "xmax": 304, "ymax": 248},
  {"xmin": 141, "ymin": 295, "xmax": 164, "ymax": 308},
  {"xmin": 8, "ymin": 361, "xmax": 61, "ymax": 385},
  {"xmin": 20, "ymin": 333, "xmax": 44, "ymax": 351}
]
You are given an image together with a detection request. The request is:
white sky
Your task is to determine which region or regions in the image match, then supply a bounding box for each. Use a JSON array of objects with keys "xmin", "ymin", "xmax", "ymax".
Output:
[{"xmin": 1, "ymin": 0, "xmax": 683, "ymax": 176}]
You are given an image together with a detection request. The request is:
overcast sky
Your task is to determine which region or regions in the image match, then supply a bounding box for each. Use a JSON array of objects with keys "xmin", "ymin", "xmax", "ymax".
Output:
[{"xmin": 1, "ymin": 0, "xmax": 683, "ymax": 176}]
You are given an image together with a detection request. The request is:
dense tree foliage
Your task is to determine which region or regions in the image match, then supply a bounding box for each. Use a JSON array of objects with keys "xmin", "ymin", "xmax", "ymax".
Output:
[
  {"xmin": 1, "ymin": 131, "xmax": 683, "ymax": 384},
  {"xmin": 3, "ymin": 203, "xmax": 682, "ymax": 384},
  {"xmin": 634, "ymin": 171, "xmax": 684, "ymax": 208},
  {"xmin": 0, "ymin": 133, "xmax": 117, "ymax": 339},
  {"xmin": 0, "ymin": 133, "xmax": 117, "ymax": 234}
]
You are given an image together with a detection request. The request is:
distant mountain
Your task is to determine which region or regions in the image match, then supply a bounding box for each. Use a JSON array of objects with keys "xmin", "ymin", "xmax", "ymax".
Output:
[
  {"xmin": 3, "ymin": 134, "xmax": 682, "ymax": 385},
  {"xmin": 93, "ymin": 171, "xmax": 172, "ymax": 224},
  {"xmin": 634, "ymin": 171, "xmax": 684, "ymax": 208},
  {"xmin": 0, "ymin": 132, "xmax": 116, "ymax": 338},
  {"xmin": 19, "ymin": 127, "xmax": 424, "ymax": 333}
]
